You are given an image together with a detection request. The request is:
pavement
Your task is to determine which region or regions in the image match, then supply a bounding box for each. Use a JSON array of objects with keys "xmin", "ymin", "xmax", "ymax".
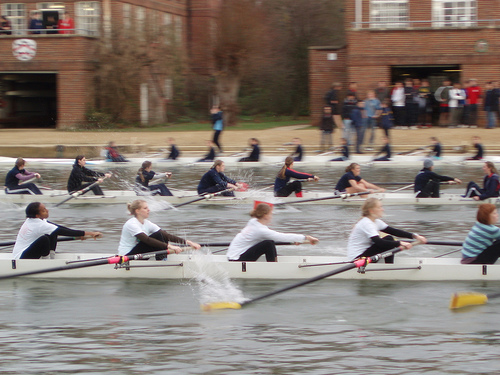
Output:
[{"xmin": 1, "ymin": 125, "xmax": 500, "ymax": 159}]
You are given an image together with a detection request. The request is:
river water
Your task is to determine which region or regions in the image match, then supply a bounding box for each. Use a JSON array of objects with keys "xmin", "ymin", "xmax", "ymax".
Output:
[{"xmin": 0, "ymin": 163, "xmax": 499, "ymax": 374}]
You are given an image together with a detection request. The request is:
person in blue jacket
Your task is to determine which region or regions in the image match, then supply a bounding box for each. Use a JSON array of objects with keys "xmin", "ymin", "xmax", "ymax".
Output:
[
  {"xmin": 274, "ymin": 156, "xmax": 319, "ymax": 197},
  {"xmin": 463, "ymin": 161, "xmax": 500, "ymax": 201},
  {"xmin": 239, "ymin": 138, "xmax": 260, "ymax": 162},
  {"xmin": 197, "ymin": 160, "xmax": 242, "ymax": 196},
  {"xmin": 211, "ymin": 105, "xmax": 224, "ymax": 153},
  {"xmin": 5, "ymin": 158, "xmax": 43, "ymax": 195}
]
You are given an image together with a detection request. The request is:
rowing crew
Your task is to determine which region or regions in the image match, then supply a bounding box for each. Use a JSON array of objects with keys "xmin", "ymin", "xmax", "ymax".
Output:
[{"xmin": 11, "ymin": 198, "xmax": 500, "ymax": 266}]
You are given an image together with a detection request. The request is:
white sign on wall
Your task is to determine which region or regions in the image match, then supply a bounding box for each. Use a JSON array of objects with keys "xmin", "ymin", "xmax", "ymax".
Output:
[
  {"xmin": 327, "ymin": 53, "xmax": 337, "ymax": 61},
  {"xmin": 12, "ymin": 39, "xmax": 37, "ymax": 61}
]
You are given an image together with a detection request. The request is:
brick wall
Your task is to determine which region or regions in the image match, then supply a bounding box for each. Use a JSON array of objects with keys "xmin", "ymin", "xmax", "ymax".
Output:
[{"xmin": 308, "ymin": 47, "xmax": 347, "ymax": 126}]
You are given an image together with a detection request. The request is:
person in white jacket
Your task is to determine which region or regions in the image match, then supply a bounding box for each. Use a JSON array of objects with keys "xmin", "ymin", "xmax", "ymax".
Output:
[
  {"xmin": 448, "ymin": 82, "xmax": 467, "ymax": 128},
  {"xmin": 226, "ymin": 203, "xmax": 319, "ymax": 262},
  {"xmin": 391, "ymin": 81, "xmax": 405, "ymax": 128}
]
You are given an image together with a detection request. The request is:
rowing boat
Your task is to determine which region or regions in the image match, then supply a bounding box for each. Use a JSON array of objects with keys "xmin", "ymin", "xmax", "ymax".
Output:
[
  {"xmin": 0, "ymin": 155, "xmax": 494, "ymax": 169},
  {"xmin": 2, "ymin": 252, "xmax": 500, "ymax": 281},
  {"xmin": 0, "ymin": 189, "xmax": 496, "ymax": 206}
]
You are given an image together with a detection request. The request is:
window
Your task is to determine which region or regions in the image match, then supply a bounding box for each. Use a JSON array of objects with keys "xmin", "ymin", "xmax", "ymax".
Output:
[
  {"xmin": 433, "ymin": 0, "xmax": 477, "ymax": 27},
  {"xmin": 2, "ymin": 3, "xmax": 26, "ymax": 35},
  {"xmin": 135, "ymin": 6, "xmax": 145, "ymax": 37},
  {"xmin": 174, "ymin": 16, "xmax": 182, "ymax": 44},
  {"xmin": 123, "ymin": 3, "xmax": 130, "ymax": 30},
  {"xmin": 37, "ymin": 2, "xmax": 65, "ymax": 11},
  {"xmin": 76, "ymin": 2, "xmax": 100, "ymax": 36},
  {"xmin": 370, "ymin": 0, "xmax": 409, "ymax": 28}
]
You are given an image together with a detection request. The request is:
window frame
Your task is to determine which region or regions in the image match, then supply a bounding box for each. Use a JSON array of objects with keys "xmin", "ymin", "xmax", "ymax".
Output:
[{"xmin": 369, "ymin": 0, "xmax": 409, "ymax": 29}]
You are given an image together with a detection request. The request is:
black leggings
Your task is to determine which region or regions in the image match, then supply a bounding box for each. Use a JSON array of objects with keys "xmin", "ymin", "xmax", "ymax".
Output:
[
  {"xmin": 5, "ymin": 183, "xmax": 42, "ymax": 195},
  {"xmin": 275, "ymin": 181, "xmax": 302, "ymax": 197},
  {"xmin": 126, "ymin": 230, "xmax": 168, "ymax": 260},
  {"xmin": 72, "ymin": 182, "xmax": 104, "ymax": 196},
  {"xmin": 416, "ymin": 179, "xmax": 440, "ymax": 198},
  {"xmin": 148, "ymin": 184, "xmax": 173, "ymax": 196},
  {"xmin": 358, "ymin": 235, "xmax": 396, "ymax": 264},
  {"xmin": 467, "ymin": 241, "xmax": 500, "ymax": 265},
  {"xmin": 20, "ymin": 234, "xmax": 56, "ymax": 259},
  {"xmin": 234, "ymin": 240, "xmax": 277, "ymax": 262},
  {"xmin": 198, "ymin": 185, "xmax": 235, "ymax": 196},
  {"xmin": 213, "ymin": 130, "xmax": 222, "ymax": 152}
]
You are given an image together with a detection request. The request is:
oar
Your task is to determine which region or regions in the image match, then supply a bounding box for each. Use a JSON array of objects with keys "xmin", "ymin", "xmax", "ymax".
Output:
[
  {"xmin": 199, "ymin": 241, "xmax": 306, "ymax": 248},
  {"xmin": 171, "ymin": 188, "xmax": 234, "ymax": 209},
  {"xmin": 0, "ymin": 249, "xmax": 171, "ymax": 281},
  {"xmin": 372, "ymin": 182, "xmax": 414, "ymax": 186},
  {"xmin": 0, "ymin": 236, "xmax": 80, "ymax": 248},
  {"xmin": 396, "ymin": 146, "xmax": 429, "ymax": 156},
  {"xmin": 426, "ymin": 240, "xmax": 462, "ymax": 246},
  {"xmin": 56, "ymin": 178, "xmax": 107, "ymax": 207},
  {"xmin": 449, "ymin": 291, "xmax": 500, "ymax": 310},
  {"xmin": 202, "ymin": 247, "xmax": 403, "ymax": 311},
  {"xmin": 274, "ymin": 191, "xmax": 370, "ymax": 206},
  {"xmin": 390, "ymin": 184, "xmax": 414, "ymax": 193}
]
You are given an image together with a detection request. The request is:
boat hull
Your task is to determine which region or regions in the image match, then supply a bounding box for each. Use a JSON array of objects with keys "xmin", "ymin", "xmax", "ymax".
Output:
[{"xmin": 3, "ymin": 253, "xmax": 500, "ymax": 281}]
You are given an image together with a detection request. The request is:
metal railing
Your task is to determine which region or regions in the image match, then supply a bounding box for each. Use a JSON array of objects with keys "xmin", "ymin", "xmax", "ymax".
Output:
[
  {"xmin": 351, "ymin": 18, "xmax": 500, "ymax": 30},
  {"xmin": 0, "ymin": 28, "xmax": 98, "ymax": 37}
]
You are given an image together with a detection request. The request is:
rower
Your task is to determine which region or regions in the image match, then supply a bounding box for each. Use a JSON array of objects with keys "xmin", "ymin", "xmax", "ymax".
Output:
[
  {"xmin": 67, "ymin": 155, "xmax": 111, "ymax": 196},
  {"xmin": 13, "ymin": 202, "xmax": 101, "ymax": 259},
  {"xmin": 466, "ymin": 135, "xmax": 484, "ymax": 161},
  {"xmin": 274, "ymin": 156, "xmax": 319, "ymax": 197},
  {"xmin": 135, "ymin": 161, "xmax": 173, "ymax": 196},
  {"xmin": 329, "ymin": 138, "xmax": 350, "ymax": 162},
  {"xmin": 239, "ymin": 138, "xmax": 260, "ymax": 162},
  {"xmin": 463, "ymin": 161, "xmax": 500, "ymax": 201},
  {"xmin": 117, "ymin": 200, "xmax": 200, "ymax": 260},
  {"xmin": 428, "ymin": 137, "xmax": 442, "ymax": 159},
  {"xmin": 334, "ymin": 163, "xmax": 385, "ymax": 194},
  {"xmin": 348, "ymin": 198, "xmax": 427, "ymax": 264},
  {"xmin": 197, "ymin": 160, "xmax": 243, "ymax": 197},
  {"xmin": 227, "ymin": 202, "xmax": 318, "ymax": 262},
  {"xmin": 461, "ymin": 203, "xmax": 500, "ymax": 264},
  {"xmin": 290, "ymin": 137, "xmax": 303, "ymax": 162},
  {"xmin": 104, "ymin": 141, "xmax": 129, "ymax": 162},
  {"xmin": 372, "ymin": 135, "xmax": 391, "ymax": 162},
  {"xmin": 414, "ymin": 158, "xmax": 461, "ymax": 198},
  {"xmin": 4, "ymin": 158, "xmax": 43, "ymax": 195}
]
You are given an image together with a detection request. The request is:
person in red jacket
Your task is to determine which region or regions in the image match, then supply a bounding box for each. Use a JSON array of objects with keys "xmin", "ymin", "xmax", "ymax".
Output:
[
  {"xmin": 57, "ymin": 12, "xmax": 74, "ymax": 34},
  {"xmin": 465, "ymin": 78, "xmax": 481, "ymax": 127}
]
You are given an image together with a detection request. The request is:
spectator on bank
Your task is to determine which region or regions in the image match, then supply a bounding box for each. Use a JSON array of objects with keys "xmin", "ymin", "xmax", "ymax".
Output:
[
  {"xmin": 375, "ymin": 81, "xmax": 390, "ymax": 103},
  {"xmin": 346, "ymin": 82, "xmax": 358, "ymax": 99},
  {"xmin": 29, "ymin": 12, "xmax": 43, "ymax": 34},
  {"xmin": 404, "ymin": 79, "xmax": 418, "ymax": 128},
  {"xmin": 380, "ymin": 99, "xmax": 393, "ymax": 138},
  {"xmin": 57, "ymin": 12, "xmax": 74, "ymax": 34},
  {"xmin": 434, "ymin": 79, "xmax": 452, "ymax": 127},
  {"xmin": 484, "ymin": 81, "xmax": 499, "ymax": 129},
  {"xmin": 324, "ymin": 82, "xmax": 343, "ymax": 129},
  {"xmin": 364, "ymin": 90, "xmax": 381, "ymax": 150},
  {"xmin": 319, "ymin": 105, "xmax": 334, "ymax": 152},
  {"xmin": 342, "ymin": 93, "xmax": 357, "ymax": 146},
  {"xmin": 0, "ymin": 16, "xmax": 12, "ymax": 35},
  {"xmin": 352, "ymin": 100, "xmax": 367, "ymax": 154},
  {"xmin": 211, "ymin": 105, "xmax": 224, "ymax": 154},
  {"xmin": 417, "ymin": 79, "xmax": 432, "ymax": 127},
  {"xmin": 466, "ymin": 79, "xmax": 481, "ymax": 128},
  {"xmin": 449, "ymin": 82, "xmax": 466, "ymax": 128},
  {"xmin": 391, "ymin": 81, "xmax": 405, "ymax": 128}
]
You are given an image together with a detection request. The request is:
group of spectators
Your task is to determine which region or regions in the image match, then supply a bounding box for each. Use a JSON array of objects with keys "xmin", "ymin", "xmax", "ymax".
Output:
[
  {"xmin": 0, "ymin": 12, "xmax": 74, "ymax": 35},
  {"xmin": 321, "ymin": 78, "xmax": 491, "ymax": 154}
]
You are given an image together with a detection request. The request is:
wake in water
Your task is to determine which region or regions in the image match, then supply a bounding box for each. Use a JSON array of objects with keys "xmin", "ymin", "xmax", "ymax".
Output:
[{"xmin": 188, "ymin": 251, "xmax": 247, "ymax": 305}]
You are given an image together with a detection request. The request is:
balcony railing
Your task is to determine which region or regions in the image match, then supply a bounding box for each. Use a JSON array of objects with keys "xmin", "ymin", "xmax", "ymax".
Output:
[
  {"xmin": 351, "ymin": 19, "xmax": 500, "ymax": 30},
  {"xmin": 0, "ymin": 28, "xmax": 99, "ymax": 37}
]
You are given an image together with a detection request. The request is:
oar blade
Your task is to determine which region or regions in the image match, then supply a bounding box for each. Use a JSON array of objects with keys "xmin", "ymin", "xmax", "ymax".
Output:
[
  {"xmin": 201, "ymin": 301, "xmax": 242, "ymax": 311},
  {"xmin": 449, "ymin": 292, "xmax": 488, "ymax": 309}
]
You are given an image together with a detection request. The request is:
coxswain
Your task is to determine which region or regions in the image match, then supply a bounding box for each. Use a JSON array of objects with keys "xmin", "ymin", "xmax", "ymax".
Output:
[
  {"xmin": 334, "ymin": 163, "xmax": 385, "ymax": 194},
  {"xmin": 227, "ymin": 202, "xmax": 318, "ymax": 262},
  {"xmin": 414, "ymin": 158, "xmax": 461, "ymax": 198},
  {"xmin": 197, "ymin": 160, "xmax": 243, "ymax": 197},
  {"xmin": 5, "ymin": 158, "xmax": 42, "ymax": 195},
  {"xmin": 13, "ymin": 202, "xmax": 101, "ymax": 259},
  {"xmin": 135, "ymin": 161, "xmax": 173, "ymax": 196},
  {"xmin": 274, "ymin": 156, "xmax": 318, "ymax": 197},
  {"xmin": 67, "ymin": 155, "xmax": 111, "ymax": 195},
  {"xmin": 463, "ymin": 161, "xmax": 500, "ymax": 201}
]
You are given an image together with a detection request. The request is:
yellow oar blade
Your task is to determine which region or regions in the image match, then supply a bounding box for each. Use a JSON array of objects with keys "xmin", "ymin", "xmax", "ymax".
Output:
[
  {"xmin": 201, "ymin": 302, "xmax": 242, "ymax": 311},
  {"xmin": 449, "ymin": 292, "xmax": 488, "ymax": 309}
]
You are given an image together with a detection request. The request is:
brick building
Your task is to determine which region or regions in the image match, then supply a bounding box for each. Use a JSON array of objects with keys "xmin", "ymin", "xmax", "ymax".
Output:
[
  {"xmin": 0, "ymin": 0, "xmax": 219, "ymax": 128},
  {"xmin": 310, "ymin": 0, "xmax": 500, "ymax": 126}
]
